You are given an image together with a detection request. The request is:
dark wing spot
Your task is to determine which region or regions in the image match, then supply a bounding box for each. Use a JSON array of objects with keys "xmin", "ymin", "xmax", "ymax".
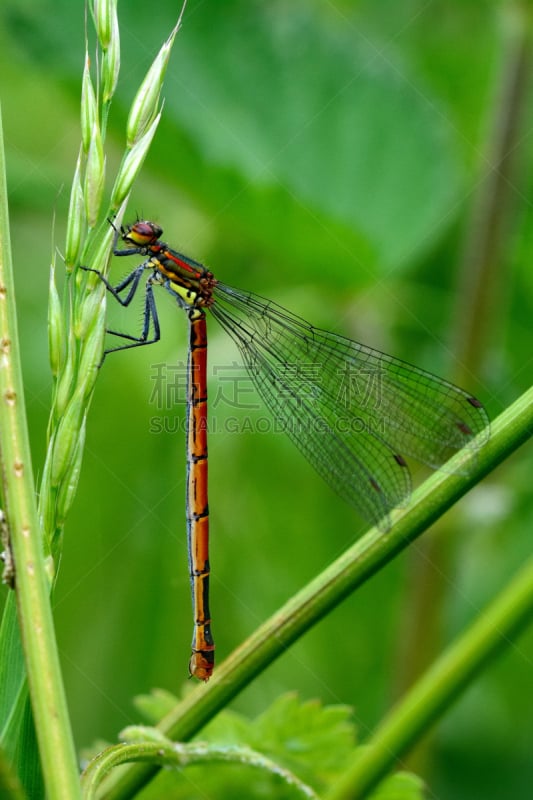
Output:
[
  {"xmin": 457, "ymin": 421, "xmax": 473, "ymax": 436},
  {"xmin": 467, "ymin": 395, "xmax": 483, "ymax": 409}
]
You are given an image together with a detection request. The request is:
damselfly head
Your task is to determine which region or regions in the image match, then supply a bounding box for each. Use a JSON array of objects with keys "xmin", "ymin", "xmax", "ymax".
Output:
[{"xmin": 122, "ymin": 220, "xmax": 163, "ymax": 247}]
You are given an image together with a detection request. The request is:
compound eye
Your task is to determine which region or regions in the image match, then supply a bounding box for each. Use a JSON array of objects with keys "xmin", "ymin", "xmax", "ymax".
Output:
[{"xmin": 124, "ymin": 220, "xmax": 163, "ymax": 245}]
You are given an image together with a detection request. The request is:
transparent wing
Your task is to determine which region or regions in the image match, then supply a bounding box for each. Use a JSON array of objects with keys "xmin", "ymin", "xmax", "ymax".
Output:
[{"xmin": 210, "ymin": 282, "xmax": 489, "ymax": 528}]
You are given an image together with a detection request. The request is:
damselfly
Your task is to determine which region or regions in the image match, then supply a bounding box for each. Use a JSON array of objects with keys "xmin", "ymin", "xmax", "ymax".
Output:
[{"xmin": 84, "ymin": 220, "xmax": 489, "ymax": 681}]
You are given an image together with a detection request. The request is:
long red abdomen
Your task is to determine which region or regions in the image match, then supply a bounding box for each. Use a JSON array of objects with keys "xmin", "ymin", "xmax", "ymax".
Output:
[{"xmin": 186, "ymin": 310, "xmax": 214, "ymax": 680}]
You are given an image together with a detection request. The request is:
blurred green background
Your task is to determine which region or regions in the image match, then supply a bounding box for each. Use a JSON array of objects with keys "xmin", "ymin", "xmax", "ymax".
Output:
[{"xmin": 1, "ymin": 0, "xmax": 532, "ymax": 797}]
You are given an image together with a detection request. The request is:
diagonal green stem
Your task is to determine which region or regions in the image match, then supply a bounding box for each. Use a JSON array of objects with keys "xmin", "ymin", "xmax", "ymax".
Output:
[
  {"xmin": 325, "ymin": 553, "xmax": 533, "ymax": 800},
  {"xmin": 0, "ymin": 105, "xmax": 80, "ymax": 798},
  {"xmin": 102, "ymin": 387, "xmax": 532, "ymax": 799}
]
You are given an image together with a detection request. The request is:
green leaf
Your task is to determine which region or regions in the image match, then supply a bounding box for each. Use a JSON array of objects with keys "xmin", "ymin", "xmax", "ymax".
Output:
[
  {"xmin": 370, "ymin": 769, "xmax": 425, "ymax": 800},
  {"xmin": 248, "ymin": 693, "xmax": 355, "ymax": 784},
  {"xmin": 200, "ymin": 693, "xmax": 357, "ymax": 790},
  {"xmin": 197, "ymin": 708, "xmax": 254, "ymax": 748},
  {"xmin": 167, "ymin": 2, "xmax": 461, "ymax": 275},
  {"xmin": 0, "ymin": 598, "xmax": 40, "ymax": 798},
  {"xmin": 13, "ymin": 702, "xmax": 42, "ymax": 800},
  {"xmin": 134, "ymin": 693, "xmax": 422, "ymax": 799},
  {"xmin": 133, "ymin": 688, "xmax": 181, "ymax": 725},
  {"xmin": 0, "ymin": 595, "xmax": 26, "ymax": 758}
]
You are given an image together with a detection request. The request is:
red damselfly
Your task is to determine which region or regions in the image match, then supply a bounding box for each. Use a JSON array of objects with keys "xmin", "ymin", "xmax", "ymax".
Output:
[{"xmin": 84, "ymin": 220, "xmax": 489, "ymax": 681}]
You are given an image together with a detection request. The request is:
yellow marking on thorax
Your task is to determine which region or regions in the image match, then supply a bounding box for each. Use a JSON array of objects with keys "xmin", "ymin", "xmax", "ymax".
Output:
[
  {"xmin": 170, "ymin": 280, "xmax": 197, "ymax": 306},
  {"xmin": 169, "ymin": 280, "xmax": 205, "ymax": 319}
]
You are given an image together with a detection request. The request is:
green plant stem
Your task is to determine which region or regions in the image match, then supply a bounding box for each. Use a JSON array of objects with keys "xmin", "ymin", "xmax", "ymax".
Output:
[
  {"xmin": 325, "ymin": 553, "xmax": 533, "ymax": 800},
  {"xmin": 101, "ymin": 386, "xmax": 532, "ymax": 800},
  {"xmin": 0, "ymin": 106, "xmax": 81, "ymax": 798},
  {"xmin": 82, "ymin": 735, "xmax": 317, "ymax": 800}
]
